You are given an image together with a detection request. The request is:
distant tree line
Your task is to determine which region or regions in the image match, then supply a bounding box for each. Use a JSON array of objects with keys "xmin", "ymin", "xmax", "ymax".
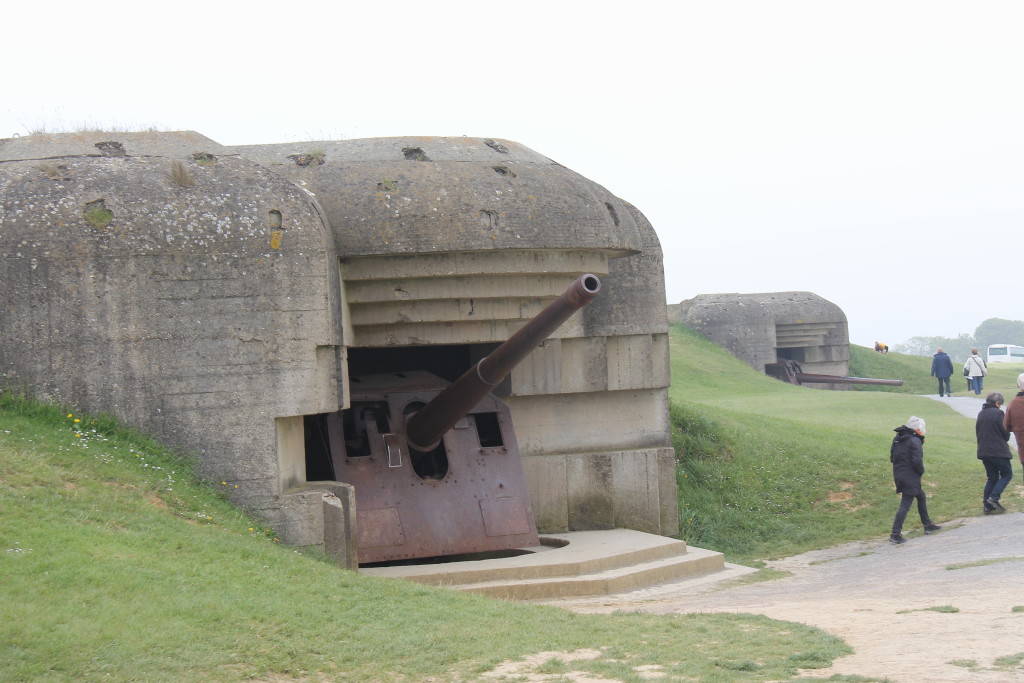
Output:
[{"xmin": 892, "ymin": 318, "xmax": 1024, "ymax": 362}]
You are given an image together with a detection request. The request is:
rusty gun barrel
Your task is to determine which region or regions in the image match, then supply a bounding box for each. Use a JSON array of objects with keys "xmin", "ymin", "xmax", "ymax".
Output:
[
  {"xmin": 405, "ymin": 273, "xmax": 601, "ymax": 450},
  {"xmin": 795, "ymin": 373, "xmax": 904, "ymax": 387}
]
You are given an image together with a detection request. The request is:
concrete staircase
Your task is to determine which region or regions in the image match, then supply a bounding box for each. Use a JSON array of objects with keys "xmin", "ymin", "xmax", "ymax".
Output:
[{"xmin": 359, "ymin": 529, "xmax": 728, "ymax": 601}]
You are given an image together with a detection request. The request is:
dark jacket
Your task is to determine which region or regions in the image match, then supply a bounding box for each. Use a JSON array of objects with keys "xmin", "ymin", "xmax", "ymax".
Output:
[
  {"xmin": 931, "ymin": 352, "xmax": 954, "ymax": 378},
  {"xmin": 976, "ymin": 401, "xmax": 1012, "ymax": 459},
  {"xmin": 890, "ymin": 426, "xmax": 924, "ymax": 495}
]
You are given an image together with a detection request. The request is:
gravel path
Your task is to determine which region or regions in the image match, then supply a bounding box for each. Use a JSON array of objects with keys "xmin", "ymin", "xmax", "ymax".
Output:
[{"xmin": 542, "ymin": 396, "xmax": 1024, "ymax": 682}]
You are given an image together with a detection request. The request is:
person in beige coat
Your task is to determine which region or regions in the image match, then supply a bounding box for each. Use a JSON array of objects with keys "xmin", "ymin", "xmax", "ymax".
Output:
[{"xmin": 963, "ymin": 348, "xmax": 988, "ymax": 395}]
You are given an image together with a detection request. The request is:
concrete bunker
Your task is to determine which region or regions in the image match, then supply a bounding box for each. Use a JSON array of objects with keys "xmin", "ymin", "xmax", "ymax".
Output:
[
  {"xmin": 1, "ymin": 131, "xmax": 678, "ymax": 567},
  {"xmin": 669, "ymin": 291, "xmax": 853, "ymax": 386}
]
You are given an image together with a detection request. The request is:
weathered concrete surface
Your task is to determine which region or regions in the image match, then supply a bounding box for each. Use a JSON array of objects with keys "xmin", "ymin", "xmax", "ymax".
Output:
[
  {"xmin": 0, "ymin": 131, "xmax": 344, "ymax": 546},
  {"xmin": 230, "ymin": 137, "xmax": 645, "ymax": 257},
  {"xmin": 670, "ymin": 291, "xmax": 850, "ymax": 381}
]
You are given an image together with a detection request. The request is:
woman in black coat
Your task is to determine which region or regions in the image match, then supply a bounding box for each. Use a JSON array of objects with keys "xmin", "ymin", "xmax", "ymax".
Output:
[
  {"xmin": 976, "ymin": 392, "xmax": 1013, "ymax": 513},
  {"xmin": 890, "ymin": 416, "xmax": 942, "ymax": 544}
]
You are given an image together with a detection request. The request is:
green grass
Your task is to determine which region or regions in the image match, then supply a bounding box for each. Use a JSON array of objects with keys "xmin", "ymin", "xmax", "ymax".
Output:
[
  {"xmin": 947, "ymin": 651, "xmax": 1024, "ymax": 677},
  {"xmin": 896, "ymin": 605, "xmax": 960, "ymax": 614},
  {"xmin": 946, "ymin": 557, "xmax": 1024, "ymax": 570},
  {"xmin": 668, "ymin": 324, "xmax": 1023, "ymax": 565},
  {"xmin": 0, "ymin": 390, "xmax": 851, "ymax": 682},
  {"xmin": 949, "ymin": 659, "xmax": 978, "ymax": 668}
]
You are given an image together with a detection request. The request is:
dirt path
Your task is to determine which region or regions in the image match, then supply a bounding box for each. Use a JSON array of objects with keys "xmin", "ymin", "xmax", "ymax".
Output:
[{"xmin": 542, "ymin": 511, "xmax": 1024, "ymax": 682}]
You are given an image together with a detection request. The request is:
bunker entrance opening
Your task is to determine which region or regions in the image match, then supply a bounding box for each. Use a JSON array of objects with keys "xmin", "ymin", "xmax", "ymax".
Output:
[
  {"xmin": 347, "ymin": 343, "xmax": 500, "ymax": 384},
  {"xmin": 776, "ymin": 347, "xmax": 806, "ymax": 362}
]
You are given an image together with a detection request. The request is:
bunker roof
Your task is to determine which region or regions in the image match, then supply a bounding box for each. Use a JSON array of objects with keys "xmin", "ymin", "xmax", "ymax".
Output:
[{"xmin": 231, "ymin": 136, "xmax": 645, "ymax": 258}]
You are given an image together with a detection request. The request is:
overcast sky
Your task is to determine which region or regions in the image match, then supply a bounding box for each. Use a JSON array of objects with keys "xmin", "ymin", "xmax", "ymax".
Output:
[{"xmin": 4, "ymin": 1, "xmax": 1021, "ymax": 348}]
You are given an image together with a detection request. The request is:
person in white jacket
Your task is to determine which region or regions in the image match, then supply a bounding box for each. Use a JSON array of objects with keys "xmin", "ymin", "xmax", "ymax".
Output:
[{"xmin": 964, "ymin": 348, "xmax": 988, "ymax": 395}]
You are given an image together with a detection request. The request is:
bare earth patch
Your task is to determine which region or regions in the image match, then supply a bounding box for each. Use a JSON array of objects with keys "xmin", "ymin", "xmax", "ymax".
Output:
[{"xmin": 480, "ymin": 648, "xmax": 609, "ymax": 681}]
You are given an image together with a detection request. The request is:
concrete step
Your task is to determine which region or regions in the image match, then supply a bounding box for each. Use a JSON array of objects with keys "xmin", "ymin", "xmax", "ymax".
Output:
[
  {"xmin": 359, "ymin": 528, "xmax": 727, "ymax": 601},
  {"xmin": 460, "ymin": 545, "xmax": 725, "ymax": 600}
]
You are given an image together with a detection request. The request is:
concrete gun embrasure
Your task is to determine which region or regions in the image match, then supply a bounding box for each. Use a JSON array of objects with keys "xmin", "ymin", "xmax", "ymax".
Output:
[{"xmin": 315, "ymin": 274, "xmax": 601, "ymax": 564}]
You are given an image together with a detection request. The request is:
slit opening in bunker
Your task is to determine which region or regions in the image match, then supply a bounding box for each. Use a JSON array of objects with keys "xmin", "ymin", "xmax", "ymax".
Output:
[
  {"xmin": 474, "ymin": 412, "xmax": 503, "ymax": 447},
  {"xmin": 776, "ymin": 346, "xmax": 806, "ymax": 362},
  {"xmin": 348, "ymin": 343, "xmax": 499, "ymax": 383}
]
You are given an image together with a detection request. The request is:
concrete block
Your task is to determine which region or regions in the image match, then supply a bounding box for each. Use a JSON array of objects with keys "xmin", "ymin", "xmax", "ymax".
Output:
[
  {"xmin": 567, "ymin": 453, "xmax": 614, "ymax": 530},
  {"xmin": 522, "ymin": 454, "xmax": 569, "ymax": 532},
  {"xmin": 510, "ymin": 339, "xmax": 563, "ymax": 395},
  {"xmin": 651, "ymin": 333, "xmax": 670, "ymax": 389},
  {"xmin": 558, "ymin": 336, "xmax": 608, "ymax": 394},
  {"xmin": 607, "ymin": 334, "xmax": 654, "ymax": 391},
  {"xmin": 322, "ymin": 486, "xmax": 358, "ymax": 569},
  {"xmin": 610, "ymin": 450, "xmax": 663, "ymax": 534},
  {"xmin": 508, "ymin": 389, "xmax": 671, "ymax": 455},
  {"xmin": 657, "ymin": 447, "xmax": 681, "ymax": 536}
]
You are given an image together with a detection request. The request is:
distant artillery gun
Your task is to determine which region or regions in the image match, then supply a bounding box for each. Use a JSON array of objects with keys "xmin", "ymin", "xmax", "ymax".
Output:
[{"xmin": 764, "ymin": 359, "xmax": 903, "ymax": 387}]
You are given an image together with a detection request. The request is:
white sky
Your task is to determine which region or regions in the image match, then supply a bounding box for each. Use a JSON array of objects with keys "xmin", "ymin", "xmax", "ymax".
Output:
[{"xmin": 4, "ymin": 1, "xmax": 1021, "ymax": 348}]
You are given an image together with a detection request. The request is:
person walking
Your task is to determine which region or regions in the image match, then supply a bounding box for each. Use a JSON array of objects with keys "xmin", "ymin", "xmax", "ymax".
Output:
[
  {"xmin": 1004, "ymin": 373, "xmax": 1024, "ymax": 466},
  {"xmin": 889, "ymin": 416, "xmax": 941, "ymax": 544},
  {"xmin": 964, "ymin": 348, "xmax": 988, "ymax": 395},
  {"xmin": 931, "ymin": 347, "xmax": 954, "ymax": 397},
  {"xmin": 976, "ymin": 392, "xmax": 1013, "ymax": 513}
]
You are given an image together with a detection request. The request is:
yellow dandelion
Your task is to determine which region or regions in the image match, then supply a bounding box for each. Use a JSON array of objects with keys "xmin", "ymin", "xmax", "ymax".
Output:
[
  {"xmin": 67, "ymin": 413, "xmax": 73, "ymax": 418},
  {"xmin": 221, "ymin": 481, "xmax": 227, "ymax": 485},
  {"xmin": 74, "ymin": 418, "xmax": 80, "ymax": 423}
]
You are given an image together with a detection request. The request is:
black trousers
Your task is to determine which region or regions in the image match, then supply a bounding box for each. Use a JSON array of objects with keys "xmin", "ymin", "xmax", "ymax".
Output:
[
  {"xmin": 936, "ymin": 377, "xmax": 951, "ymax": 395},
  {"xmin": 892, "ymin": 491, "xmax": 931, "ymax": 534}
]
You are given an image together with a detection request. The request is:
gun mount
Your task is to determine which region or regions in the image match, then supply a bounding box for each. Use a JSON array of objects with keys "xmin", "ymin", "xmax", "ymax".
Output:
[
  {"xmin": 765, "ymin": 359, "xmax": 904, "ymax": 387},
  {"xmin": 305, "ymin": 274, "xmax": 601, "ymax": 564}
]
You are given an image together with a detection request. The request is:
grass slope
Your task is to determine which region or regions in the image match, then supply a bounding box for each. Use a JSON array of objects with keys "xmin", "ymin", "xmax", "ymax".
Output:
[
  {"xmin": 0, "ymin": 393, "xmax": 849, "ymax": 682},
  {"xmin": 669, "ymin": 325, "xmax": 1024, "ymax": 565}
]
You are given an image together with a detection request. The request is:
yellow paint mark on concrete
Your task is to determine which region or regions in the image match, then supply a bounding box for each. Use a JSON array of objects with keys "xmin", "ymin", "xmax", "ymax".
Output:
[{"xmin": 270, "ymin": 230, "xmax": 283, "ymax": 249}]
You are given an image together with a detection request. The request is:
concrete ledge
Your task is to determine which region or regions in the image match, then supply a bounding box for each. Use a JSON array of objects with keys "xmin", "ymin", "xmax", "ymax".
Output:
[{"xmin": 359, "ymin": 528, "xmax": 726, "ymax": 601}]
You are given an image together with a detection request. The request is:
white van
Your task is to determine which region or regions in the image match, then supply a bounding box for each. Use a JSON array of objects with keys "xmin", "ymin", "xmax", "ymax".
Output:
[{"xmin": 987, "ymin": 344, "xmax": 1024, "ymax": 364}]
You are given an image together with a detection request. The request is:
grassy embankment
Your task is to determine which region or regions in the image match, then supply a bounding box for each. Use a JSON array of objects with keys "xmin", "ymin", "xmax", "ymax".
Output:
[
  {"xmin": 669, "ymin": 323, "xmax": 1024, "ymax": 565},
  {"xmin": 0, "ymin": 391, "xmax": 850, "ymax": 682}
]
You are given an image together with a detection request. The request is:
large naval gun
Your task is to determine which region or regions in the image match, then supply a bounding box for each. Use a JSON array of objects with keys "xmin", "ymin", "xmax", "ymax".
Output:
[
  {"xmin": 305, "ymin": 274, "xmax": 601, "ymax": 564},
  {"xmin": 764, "ymin": 359, "xmax": 904, "ymax": 387}
]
